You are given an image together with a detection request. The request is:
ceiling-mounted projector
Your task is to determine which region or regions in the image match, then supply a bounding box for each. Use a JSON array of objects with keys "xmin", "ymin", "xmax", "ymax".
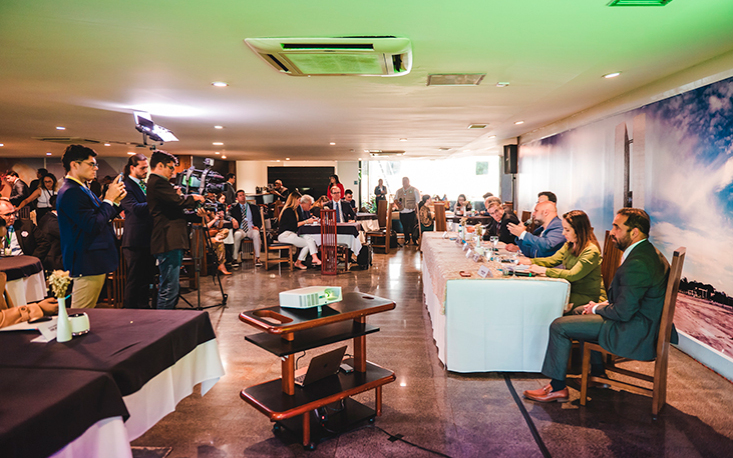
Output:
[{"xmin": 244, "ymin": 36, "xmax": 412, "ymax": 77}]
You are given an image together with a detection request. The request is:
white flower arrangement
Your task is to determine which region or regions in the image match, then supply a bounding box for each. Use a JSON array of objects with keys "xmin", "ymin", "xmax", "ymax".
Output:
[{"xmin": 48, "ymin": 270, "xmax": 72, "ymax": 299}]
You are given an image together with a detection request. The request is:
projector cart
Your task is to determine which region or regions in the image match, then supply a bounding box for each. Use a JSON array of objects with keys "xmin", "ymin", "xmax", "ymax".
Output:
[{"xmin": 239, "ymin": 292, "xmax": 396, "ymax": 450}]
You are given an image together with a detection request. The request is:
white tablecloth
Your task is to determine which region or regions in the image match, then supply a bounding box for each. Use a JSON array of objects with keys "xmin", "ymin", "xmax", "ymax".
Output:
[
  {"xmin": 5, "ymin": 270, "xmax": 46, "ymax": 306},
  {"xmin": 52, "ymin": 338, "xmax": 225, "ymax": 458},
  {"xmin": 302, "ymin": 234, "xmax": 362, "ymax": 256}
]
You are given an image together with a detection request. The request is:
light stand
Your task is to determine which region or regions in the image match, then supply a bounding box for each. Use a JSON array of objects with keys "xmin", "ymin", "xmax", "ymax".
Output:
[{"xmin": 177, "ymin": 219, "xmax": 228, "ymax": 311}]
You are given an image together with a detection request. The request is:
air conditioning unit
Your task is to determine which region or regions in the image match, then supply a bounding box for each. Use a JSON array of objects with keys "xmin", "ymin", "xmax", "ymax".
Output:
[{"xmin": 244, "ymin": 37, "xmax": 412, "ymax": 77}]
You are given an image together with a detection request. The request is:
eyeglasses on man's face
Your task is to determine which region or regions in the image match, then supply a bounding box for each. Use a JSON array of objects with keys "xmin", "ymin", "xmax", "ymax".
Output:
[
  {"xmin": 0, "ymin": 211, "xmax": 17, "ymax": 219},
  {"xmin": 77, "ymin": 160, "xmax": 99, "ymax": 169}
]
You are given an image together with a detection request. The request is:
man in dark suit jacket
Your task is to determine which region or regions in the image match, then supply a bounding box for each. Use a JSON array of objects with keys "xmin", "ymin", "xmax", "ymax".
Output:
[
  {"xmin": 57, "ymin": 145, "xmax": 126, "ymax": 309},
  {"xmin": 508, "ymin": 201, "xmax": 565, "ymax": 257},
  {"xmin": 324, "ymin": 187, "xmax": 356, "ymax": 223},
  {"xmin": 484, "ymin": 200, "xmax": 520, "ymax": 244},
  {"xmin": 120, "ymin": 153, "xmax": 154, "ymax": 309},
  {"xmin": 0, "ymin": 199, "xmax": 40, "ymax": 258},
  {"xmin": 222, "ymin": 173, "xmax": 237, "ymax": 205},
  {"xmin": 524, "ymin": 208, "xmax": 671, "ymax": 403},
  {"xmin": 30, "ymin": 197, "xmax": 63, "ymax": 271},
  {"xmin": 229, "ymin": 190, "xmax": 262, "ymax": 266},
  {"xmin": 147, "ymin": 151, "xmax": 205, "ymax": 310},
  {"xmin": 6, "ymin": 171, "xmax": 30, "ymax": 208}
]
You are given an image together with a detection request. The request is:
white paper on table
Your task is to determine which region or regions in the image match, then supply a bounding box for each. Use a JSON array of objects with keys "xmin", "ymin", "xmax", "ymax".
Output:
[{"xmin": 477, "ymin": 265, "xmax": 492, "ymax": 278}]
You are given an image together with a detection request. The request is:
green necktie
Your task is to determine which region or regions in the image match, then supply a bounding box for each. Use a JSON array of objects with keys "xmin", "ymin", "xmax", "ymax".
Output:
[{"xmin": 139, "ymin": 181, "xmax": 147, "ymax": 195}]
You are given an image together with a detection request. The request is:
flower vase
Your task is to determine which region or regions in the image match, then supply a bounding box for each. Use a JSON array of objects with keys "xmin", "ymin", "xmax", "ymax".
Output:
[{"xmin": 56, "ymin": 296, "xmax": 72, "ymax": 342}]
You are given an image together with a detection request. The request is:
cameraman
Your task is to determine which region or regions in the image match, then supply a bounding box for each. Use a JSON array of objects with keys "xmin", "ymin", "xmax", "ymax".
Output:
[{"xmin": 147, "ymin": 151, "xmax": 205, "ymax": 310}]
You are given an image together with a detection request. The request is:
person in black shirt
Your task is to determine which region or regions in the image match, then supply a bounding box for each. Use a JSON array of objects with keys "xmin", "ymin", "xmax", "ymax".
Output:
[
  {"xmin": 277, "ymin": 193, "xmax": 321, "ymax": 270},
  {"xmin": 485, "ymin": 200, "xmax": 520, "ymax": 245}
]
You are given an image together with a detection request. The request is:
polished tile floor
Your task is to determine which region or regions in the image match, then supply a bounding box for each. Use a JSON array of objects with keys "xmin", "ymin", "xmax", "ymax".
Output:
[{"xmin": 133, "ymin": 247, "xmax": 733, "ymax": 457}]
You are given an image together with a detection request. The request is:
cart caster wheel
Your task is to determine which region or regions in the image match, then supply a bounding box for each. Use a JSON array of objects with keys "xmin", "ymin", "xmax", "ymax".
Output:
[
  {"xmin": 369, "ymin": 417, "xmax": 375, "ymax": 423},
  {"xmin": 304, "ymin": 444, "xmax": 316, "ymax": 451},
  {"xmin": 272, "ymin": 423, "xmax": 282, "ymax": 432}
]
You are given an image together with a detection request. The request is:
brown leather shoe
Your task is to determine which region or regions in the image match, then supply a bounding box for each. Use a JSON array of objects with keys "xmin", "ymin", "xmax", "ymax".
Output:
[{"xmin": 523, "ymin": 384, "xmax": 569, "ymax": 403}]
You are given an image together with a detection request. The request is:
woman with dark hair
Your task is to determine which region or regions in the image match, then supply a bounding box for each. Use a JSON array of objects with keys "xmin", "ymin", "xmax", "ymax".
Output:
[
  {"xmin": 418, "ymin": 195, "xmax": 434, "ymax": 232},
  {"xmin": 453, "ymin": 194, "xmax": 472, "ymax": 216},
  {"xmin": 521, "ymin": 210, "xmax": 606, "ymax": 311},
  {"xmin": 326, "ymin": 174, "xmax": 345, "ymax": 201},
  {"xmin": 278, "ymin": 192, "xmax": 321, "ymax": 270},
  {"xmin": 18, "ymin": 172, "xmax": 57, "ymax": 221}
]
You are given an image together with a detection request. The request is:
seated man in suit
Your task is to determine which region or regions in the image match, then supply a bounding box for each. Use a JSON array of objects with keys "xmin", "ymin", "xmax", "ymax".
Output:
[
  {"xmin": 57, "ymin": 144, "xmax": 126, "ymax": 309},
  {"xmin": 524, "ymin": 208, "xmax": 671, "ymax": 403},
  {"xmin": 229, "ymin": 190, "xmax": 262, "ymax": 267},
  {"xmin": 325, "ymin": 187, "xmax": 356, "ymax": 223},
  {"xmin": 507, "ymin": 201, "xmax": 565, "ymax": 257},
  {"xmin": 297, "ymin": 194, "xmax": 314, "ymax": 221},
  {"xmin": 31, "ymin": 196, "xmax": 63, "ymax": 271},
  {"xmin": 344, "ymin": 189, "xmax": 357, "ymax": 210},
  {"xmin": 0, "ymin": 199, "xmax": 39, "ymax": 257},
  {"xmin": 485, "ymin": 200, "xmax": 520, "ymax": 244}
]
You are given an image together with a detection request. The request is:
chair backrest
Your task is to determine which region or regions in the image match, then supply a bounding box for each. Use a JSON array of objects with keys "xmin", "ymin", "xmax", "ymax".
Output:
[
  {"xmin": 259, "ymin": 207, "xmax": 270, "ymax": 250},
  {"xmin": 18, "ymin": 206, "xmax": 31, "ymax": 220},
  {"xmin": 384, "ymin": 202, "xmax": 393, "ymax": 254},
  {"xmin": 521, "ymin": 211, "xmax": 531, "ymax": 224},
  {"xmin": 273, "ymin": 201, "xmax": 284, "ymax": 219},
  {"xmin": 377, "ymin": 199, "xmax": 388, "ymax": 228},
  {"xmin": 503, "ymin": 201, "xmax": 513, "ymax": 212},
  {"xmin": 113, "ymin": 218, "xmax": 125, "ymax": 240},
  {"xmin": 601, "ymin": 230, "xmax": 623, "ymax": 289},
  {"xmin": 433, "ymin": 202, "xmax": 447, "ymax": 232},
  {"xmin": 656, "ymin": 247, "xmax": 686, "ymax": 358},
  {"xmin": 0, "ymin": 272, "xmax": 10, "ymax": 310}
]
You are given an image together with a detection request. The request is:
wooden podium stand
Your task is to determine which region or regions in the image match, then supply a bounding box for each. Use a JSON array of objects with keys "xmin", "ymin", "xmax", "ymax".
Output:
[{"xmin": 239, "ymin": 292, "xmax": 396, "ymax": 450}]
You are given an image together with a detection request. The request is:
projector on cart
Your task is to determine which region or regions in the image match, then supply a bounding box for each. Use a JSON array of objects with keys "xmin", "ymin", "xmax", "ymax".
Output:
[{"xmin": 279, "ymin": 286, "xmax": 343, "ymax": 309}]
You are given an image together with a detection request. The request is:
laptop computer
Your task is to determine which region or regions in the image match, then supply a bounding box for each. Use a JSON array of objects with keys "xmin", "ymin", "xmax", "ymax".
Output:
[{"xmin": 294, "ymin": 345, "xmax": 348, "ymax": 387}]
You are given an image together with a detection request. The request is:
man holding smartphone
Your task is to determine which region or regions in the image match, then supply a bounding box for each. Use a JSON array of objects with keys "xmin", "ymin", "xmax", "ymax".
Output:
[{"xmin": 57, "ymin": 144, "xmax": 126, "ymax": 309}]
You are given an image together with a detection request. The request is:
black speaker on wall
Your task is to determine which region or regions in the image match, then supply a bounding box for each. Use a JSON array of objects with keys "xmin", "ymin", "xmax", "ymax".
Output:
[{"xmin": 503, "ymin": 144, "xmax": 518, "ymax": 174}]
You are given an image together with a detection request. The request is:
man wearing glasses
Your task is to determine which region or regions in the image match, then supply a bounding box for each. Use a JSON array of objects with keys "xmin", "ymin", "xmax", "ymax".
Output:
[
  {"xmin": 146, "ymin": 151, "xmax": 205, "ymax": 310},
  {"xmin": 0, "ymin": 199, "xmax": 39, "ymax": 257},
  {"xmin": 57, "ymin": 144, "xmax": 127, "ymax": 309}
]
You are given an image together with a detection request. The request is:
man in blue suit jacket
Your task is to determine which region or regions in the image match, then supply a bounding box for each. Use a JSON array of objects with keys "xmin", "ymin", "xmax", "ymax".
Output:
[
  {"xmin": 57, "ymin": 145, "xmax": 126, "ymax": 308},
  {"xmin": 524, "ymin": 208, "xmax": 671, "ymax": 403},
  {"xmin": 119, "ymin": 153, "xmax": 154, "ymax": 309},
  {"xmin": 508, "ymin": 201, "xmax": 565, "ymax": 258}
]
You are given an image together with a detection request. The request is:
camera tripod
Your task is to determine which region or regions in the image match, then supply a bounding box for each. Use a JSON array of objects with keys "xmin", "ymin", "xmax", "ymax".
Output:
[{"xmin": 177, "ymin": 220, "xmax": 228, "ymax": 311}]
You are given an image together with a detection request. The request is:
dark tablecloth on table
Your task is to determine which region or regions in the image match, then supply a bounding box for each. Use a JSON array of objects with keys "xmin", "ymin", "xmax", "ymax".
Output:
[
  {"xmin": 298, "ymin": 223, "xmax": 360, "ymax": 237},
  {"xmin": 447, "ymin": 215, "xmax": 492, "ymax": 224},
  {"xmin": 356, "ymin": 213, "xmax": 378, "ymax": 221},
  {"xmin": 0, "ymin": 368, "xmax": 129, "ymax": 458},
  {"xmin": 0, "ymin": 308, "xmax": 216, "ymax": 396},
  {"xmin": 0, "ymin": 255, "xmax": 43, "ymax": 281}
]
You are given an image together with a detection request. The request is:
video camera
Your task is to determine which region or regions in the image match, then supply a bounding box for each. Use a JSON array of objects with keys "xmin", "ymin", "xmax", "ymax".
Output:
[{"xmin": 176, "ymin": 158, "xmax": 227, "ymax": 213}]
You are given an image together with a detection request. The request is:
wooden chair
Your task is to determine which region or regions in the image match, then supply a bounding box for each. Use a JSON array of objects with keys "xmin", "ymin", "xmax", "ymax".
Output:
[
  {"xmin": 376, "ymin": 199, "xmax": 388, "ymax": 228},
  {"xmin": 181, "ymin": 223, "xmax": 207, "ymax": 290},
  {"xmin": 601, "ymin": 230, "xmax": 623, "ymax": 290},
  {"xmin": 260, "ymin": 207, "xmax": 293, "ymax": 271},
  {"xmin": 366, "ymin": 202, "xmax": 393, "ymax": 254},
  {"xmin": 434, "ymin": 202, "xmax": 447, "ymax": 232},
  {"xmin": 580, "ymin": 247, "xmax": 686, "ymax": 417},
  {"xmin": 17, "ymin": 206, "xmax": 31, "ymax": 220},
  {"xmin": 102, "ymin": 218, "xmax": 127, "ymax": 308}
]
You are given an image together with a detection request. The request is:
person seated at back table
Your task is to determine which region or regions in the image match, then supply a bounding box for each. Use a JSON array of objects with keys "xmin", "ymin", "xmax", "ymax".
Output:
[
  {"xmin": 481, "ymin": 196, "xmax": 503, "ymax": 240},
  {"xmin": 484, "ymin": 199, "xmax": 519, "ymax": 244},
  {"xmin": 32, "ymin": 196, "xmax": 63, "ymax": 272},
  {"xmin": 418, "ymin": 195, "xmax": 435, "ymax": 233},
  {"xmin": 297, "ymin": 194, "xmax": 314, "ymax": 220},
  {"xmin": 325, "ymin": 187, "xmax": 356, "ymax": 223},
  {"xmin": 507, "ymin": 201, "xmax": 565, "ymax": 258},
  {"xmin": 519, "ymin": 210, "xmax": 606, "ymax": 312},
  {"xmin": 310, "ymin": 195, "xmax": 328, "ymax": 218},
  {"xmin": 0, "ymin": 198, "xmax": 39, "ymax": 257},
  {"xmin": 278, "ymin": 193, "xmax": 321, "ymax": 270},
  {"xmin": 344, "ymin": 189, "xmax": 357, "ymax": 210},
  {"xmin": 453, "ymin": 194, "xmax": 472, "ymax": 216}
]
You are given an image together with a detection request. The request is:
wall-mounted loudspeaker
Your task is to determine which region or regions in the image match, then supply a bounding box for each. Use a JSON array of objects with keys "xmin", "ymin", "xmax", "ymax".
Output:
[{"xmin": 503, "ymin": 145, "xmax": 518, "ymax": 174}]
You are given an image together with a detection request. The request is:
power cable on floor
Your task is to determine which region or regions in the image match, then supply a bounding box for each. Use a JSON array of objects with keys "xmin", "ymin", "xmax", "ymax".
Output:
[
  {"xmin": 373, "ymin": 425, "xmax": 453, "ymax": 457},
  {"xmin": 503, "ymin": 374, "xmax": 552, "ymax": 458}
]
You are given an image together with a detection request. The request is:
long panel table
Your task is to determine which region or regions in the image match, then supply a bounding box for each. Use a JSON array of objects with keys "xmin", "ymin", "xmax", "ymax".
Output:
[
  {"xmin": 0, "ymin": 308, "xmax": 225, "ymax": 457},
  {"xmin": 420, "ymin": 232, "xmax": 570, "ymax": 373}
]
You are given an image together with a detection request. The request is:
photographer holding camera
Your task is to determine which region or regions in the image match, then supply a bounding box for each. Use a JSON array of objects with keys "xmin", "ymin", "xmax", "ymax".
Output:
[{"xmin": 147, "ymin": 151, "xmax": 205, "ymax": 310}]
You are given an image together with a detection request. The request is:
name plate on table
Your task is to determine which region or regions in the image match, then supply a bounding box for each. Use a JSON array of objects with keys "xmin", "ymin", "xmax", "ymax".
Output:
[
  {"xmin": 472, "ymin": 253, "xmax": 484, "ymax": 263},
  {"xmin": 477, "ymin": 265, "xmax": 492, "ymax": 278},
  {"xmin": 442, "ymin": 231, "xmax": 448, "ymax": 239},
  {"xmin": 462, "ymin": 242, "xmax": 469, "ymax": 251},
  {"xmin": 465, "ymin": 248, "xmax": 472, "ymax": 258}
]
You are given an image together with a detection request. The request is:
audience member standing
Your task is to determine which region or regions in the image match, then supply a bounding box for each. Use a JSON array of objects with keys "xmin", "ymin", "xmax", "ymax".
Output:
[
  {"xmin": 18, "ymin": 172, "xmax": 57, "ymax": 221},
  {"xmin": 222, "ymin": 173, "xmax": 237, "ymax": 205},
  {"xmin": 57, "ymin": 145, "xmax": 126, "ymax": 309},
  {"xmin": 394, "ymin": 176, "xmax": 420, "ymax": 246},
  {"xmin": 120, "ymin": 153, "xmax": 155, "ymax": 309},
  {"xmin": 6, "ymin": 171, "xmax": 30, "ymax": 208},
  {"xmin": 374, "ymin": 179, "xmax": 387, "ymax": 203},
  {"xmin": 147, "ymin": 151, "xmax": 205, "ymax": 310},
  {"xmin": 326, "ymin": 175, "xmax": 344, "ymax": 201},
  {"xmin": 28, "ymin": 168, "xmax": 47, "ymax": 195}
]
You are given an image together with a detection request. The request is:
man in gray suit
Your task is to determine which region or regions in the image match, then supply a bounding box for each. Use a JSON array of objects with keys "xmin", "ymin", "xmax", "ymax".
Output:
[{"xmin": 524, "ymin": 208, "xmax": 670, "ymax": 403}]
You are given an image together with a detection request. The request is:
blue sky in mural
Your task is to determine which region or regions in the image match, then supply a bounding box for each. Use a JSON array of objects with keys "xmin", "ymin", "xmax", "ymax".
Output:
[{"xmin": 645, "ymin": 77, "xmax": 733, "ymax": 294}]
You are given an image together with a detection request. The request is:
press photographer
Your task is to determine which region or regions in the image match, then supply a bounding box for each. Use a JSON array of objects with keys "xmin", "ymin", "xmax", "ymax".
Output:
[{"xmin": 146, "ymin": 150, "xmax": 205, "ymax": 310}]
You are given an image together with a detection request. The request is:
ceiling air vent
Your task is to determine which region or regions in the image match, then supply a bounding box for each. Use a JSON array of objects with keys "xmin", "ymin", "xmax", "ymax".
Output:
[
  {"xmin": 468, "ymin": 124, "xmax": 488, "ymax": 129},
  {"xmin": 608, "ymin": 0, "xmax": 673, "ymax": 6},
  {"xmin": 32, "ymin": 137, "xmax": 101, "ymax": 144},
  {"xmin": 427, "ymin": 74, "xmax": 485, "ymax": 86},
  {"xmin": 244, "ymin": 37, "xmax": 412, "ymax": 77}
]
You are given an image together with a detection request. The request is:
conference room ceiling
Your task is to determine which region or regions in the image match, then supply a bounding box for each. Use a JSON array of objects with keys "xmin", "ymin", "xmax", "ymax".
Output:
[{"xmin": 1, "ymin": 1, "xmax": 732, "ymax": 161}]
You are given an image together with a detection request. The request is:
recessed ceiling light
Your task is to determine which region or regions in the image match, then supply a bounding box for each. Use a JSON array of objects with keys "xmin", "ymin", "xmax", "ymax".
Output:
[
  {"xmin": 285, "ymin": 158, "xmax": 290, "ymax": 160},
  {"xmin": 213, "ymin": 142, "xmax": 224, "ymax": 146},
  {"xmin": 495, "ymin": 82, "xmax": 510, "ymax": 87},
  {"xmin": 221, "ymin": 155, "xmax": 227, "ymax": 159},
  {"xmin": 46, "ymin": 152, "xmax": 52, "ymax": 156},
  {"xmin": 399, "ymin": 138, "xmax": 407, "ymax": 142},
  {"xmin": 0, "ymin": 144, "xmax": 4, "ymax": 147},
  {"xmin": 330, "ymin": 142, "xmax": 336, "ymax": 145},
  {"xmin": 56, "ymin": 126, "xmax": 66, "ymax": 130},
  {"xmin": 603, "ymin": 72, "xmax": 621, "ymax": 79},
  {"xmin": 127, "ymin": 151, "xmax": 135, "ymax": 155},
  {"xmin": 214, "ymin": 125, "xmax": 224, "ymax": 129},
  {"xmin": 514, "ymin": 121, "xmax": 524, "ymax": 125},
  {"xmin": 104, "ymin": 143, "xmax": 111, "ymax": 146},
  {"xmin": 211, "ymin": 82, "xmax": 228, "ymax": 87},
  {"xmin": 489, "ymin": 135, "xmax": 497, "ymax": 139},
  {"xmin": 276, "ymin": 160, "xmax": 281, "ymax": 162},
  {"xmin": 358, "ymin": 157, "xmax": 362, "ymax": 160},
  {"xmin": 214, "ymin": 151, "xmax": 220, "ymax": 155}
]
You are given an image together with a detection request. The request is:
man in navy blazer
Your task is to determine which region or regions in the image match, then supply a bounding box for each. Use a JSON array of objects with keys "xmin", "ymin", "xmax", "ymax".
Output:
[
  {"xmin": 524, "ymin": 208, "xmax": 671, "ymax": 403},
  {"xmin": 120, "ymin": 153, "xmax": 154, "ymax": 309},
  {"xmin": 324, "ymin": 187, "xmax": 356, "ymax": 222},
  {"xmin": 508, "ymin": 201, "xmax": 565, "ymax": 258},
  {"xmin": 57, "ymin": 145, "xmax": 126, "ymax": 309}
]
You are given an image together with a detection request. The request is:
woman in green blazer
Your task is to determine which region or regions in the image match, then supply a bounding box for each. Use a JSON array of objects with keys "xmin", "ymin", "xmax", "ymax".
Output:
[{"xmin": 520, "ymin": 210, "xmax": 607, "ymax": 311}]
